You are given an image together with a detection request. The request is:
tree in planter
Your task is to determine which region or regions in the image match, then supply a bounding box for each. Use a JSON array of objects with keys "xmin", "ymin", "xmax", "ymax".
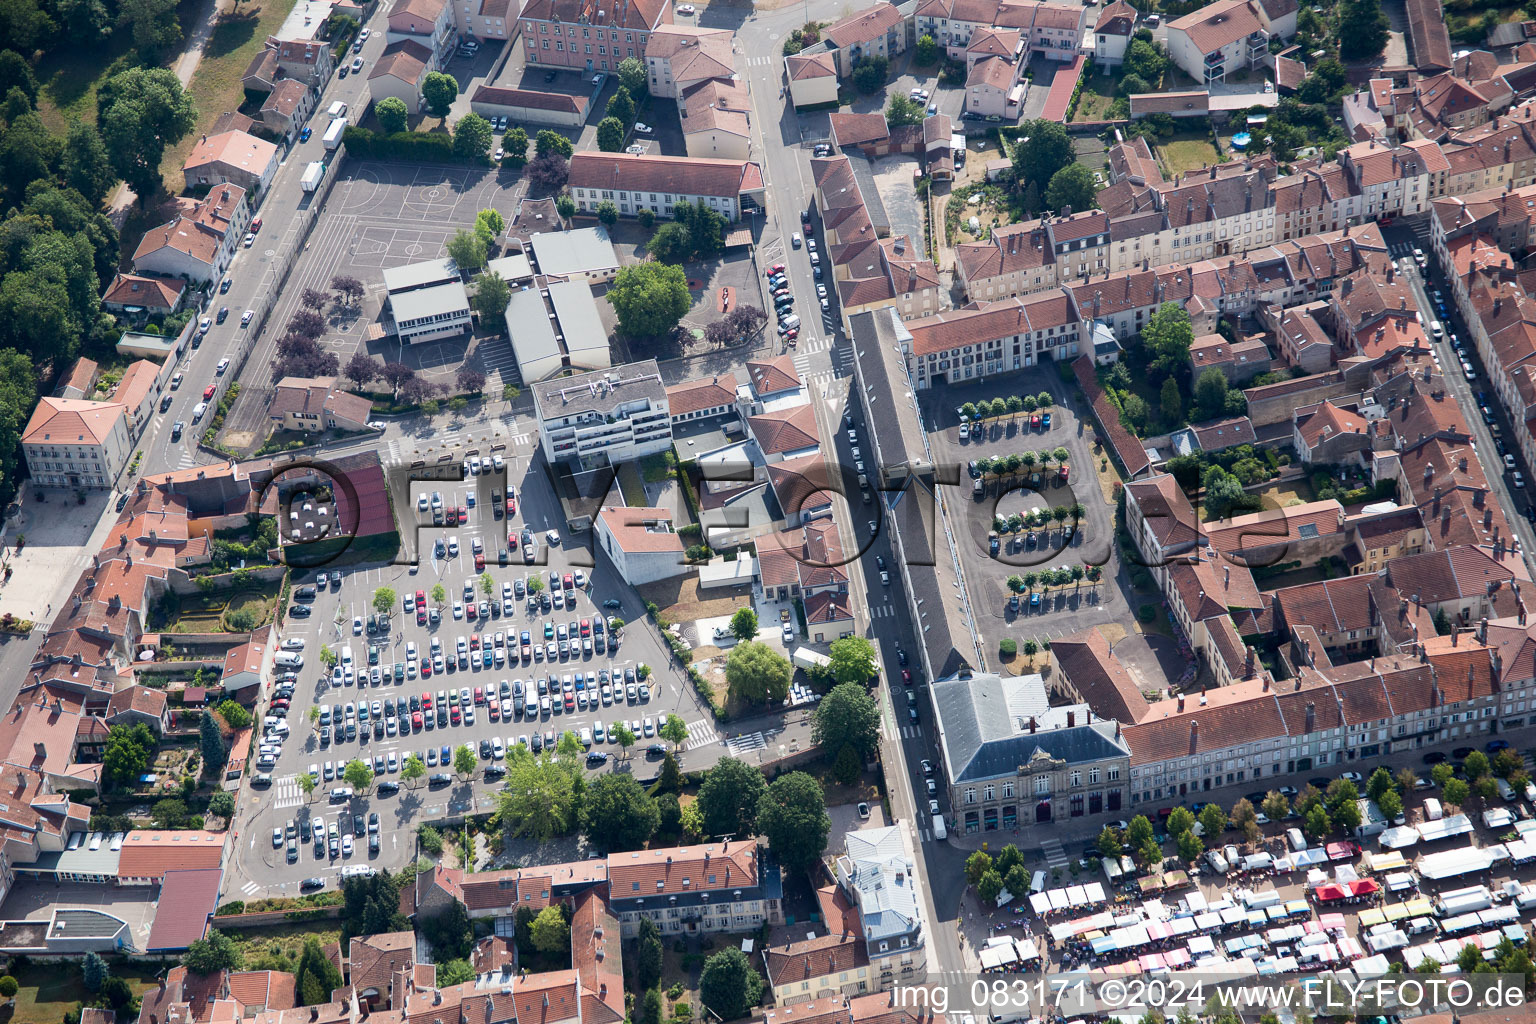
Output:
[
  {"xmin": 596, "ymin": 116, "xmax": 626, "ymax": 152},
  {"xmin": 343, "ymin": 758, "xmax": 373, "ymax": 794},
  {"xmin": 422, "ymin": 72, "xmax": 459, "ymax": 118},
  {"xmin": 376, "ymin": 96, "xmax": 409, "ymax": 134},
  {"xmin": 402, "ymin": 753, "xmax": 426, "ymax": 787}
]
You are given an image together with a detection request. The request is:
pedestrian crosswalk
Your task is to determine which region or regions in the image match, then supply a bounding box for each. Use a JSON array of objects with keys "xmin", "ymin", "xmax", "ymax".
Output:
[
  {"xmin": 240, "ymin": 880, "xmax": 263, "ymax": 896},
  {"xmin": 1040, "ymin": 837, "xmax": 1069, "ymax": 869},
  {"xmin": 899, "ymin": 724, "xmax": 921, "ymax": 739},
  {"xmin": 683, "ymin": 717, "xmax": 720, "ymax": 750},
  {"xmin": 273, "ymin": 774, "xmax": 306, "ymax": 810},
  {"xmin": 868, "ymin": 604, "xmax": 897, "ymax": 619},
  {"xmin": 746, "ymin": 55, "xmax": 774, "ymax": 67},
  {"xmin": 725, "ymin": 730, "xmax": 766, "ymax": 755}
]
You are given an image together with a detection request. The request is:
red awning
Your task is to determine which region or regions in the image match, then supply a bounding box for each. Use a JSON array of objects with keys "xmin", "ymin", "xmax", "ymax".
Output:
[
  {"xmin": 1348, "ymin": 879, "xmax": 1381, "ymax": 897},
  {"xmin": 1326, "ymin": 842, "xmax": 1358, "ymax": 861},
  {"xmin": 1314, "ymin": 883, "xmax": 1348, "ymax": 902}
]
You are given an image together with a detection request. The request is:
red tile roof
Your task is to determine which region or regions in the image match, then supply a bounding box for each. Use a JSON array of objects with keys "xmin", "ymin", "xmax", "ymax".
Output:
[
  {"xmin": 146, "ymin": 868, "xmax": 224, "ymax": 950},
  {"xmin": 118, "ymin": 830, "xmax": 227, "ymax": 880},
  {"xmin": 569, "ymin": 153, "xmax": 764, "ymax": 202}
]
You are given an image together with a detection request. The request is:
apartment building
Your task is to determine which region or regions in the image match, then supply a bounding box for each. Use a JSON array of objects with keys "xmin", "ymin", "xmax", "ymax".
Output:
[
  {"xmin": 132, "ymin": 185, "xmax": 250, "ymax": 283},
  {"xmin": 914, "ymin": 0, "xmax": 1085, "ymax": 62},
  {"xmin": 594, "ymin": 506, "xmax": 686, "ymax": 585},
  {"xmin": 1165, "ymin": 0, "xmax": 1297, "ymax": 84},
  {"xmin": 518, "ymin": 0, "xmax": 668, "ymax": 71},
  {"xmin": 567, "ymin": 152, "xmax": 764, "ymax": 221},
  {"xmin": 901, "ymin": 291, "xmax": 1082, "ymax": 387},
  {"xmin": 816, "ymin": 3, "xmax": 907, "ymax": 78},
  {"xmin": 533, "ymin": 361, "xmax": 673, "ymax": 470},
  {"xmin": 831, "ymin": 826, "xmax": 928, "ymax": 983},
  {"xmin": 386, "ymin": 0, "xmax": 456, "ymax": 69}
]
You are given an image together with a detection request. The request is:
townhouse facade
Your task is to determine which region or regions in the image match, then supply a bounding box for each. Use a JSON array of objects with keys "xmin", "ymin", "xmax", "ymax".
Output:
[{"xmin": 518, "ymin": 0, "xmax": 668, "ymax": 71}]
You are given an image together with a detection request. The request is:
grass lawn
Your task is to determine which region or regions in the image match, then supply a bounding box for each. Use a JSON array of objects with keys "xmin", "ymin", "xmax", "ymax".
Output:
[
  {"xmin": 9, "ymin": 964, "xmax": 164, "ymax": 1024},
  {"xmin": 1158, "ymin": 137, "xmax": 1222, "ymax": 177},
  {"xmin": 1249, "ymin": 477, "xmax": 1319, "ymax": 511},
  {"xmin": 225, "ymin": 921, "xmax": 344, "ymax": 967},
  {"xmin": 157, "ymin": 0, "xmax": 302, "ymax": 192},
  {"xmin": 1088, "ymin": 439, "xmax": 1122, "ymax": 505},
  {"xmin": 1070, "ymin": 74, "xmax": 1118, "ymax": 122},
  {"xmin": 158, "ymin": 577, "xmax": 283, "ymax": 632}
]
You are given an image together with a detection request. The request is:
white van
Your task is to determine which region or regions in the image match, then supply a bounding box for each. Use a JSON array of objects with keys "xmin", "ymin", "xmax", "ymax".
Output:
[
  {"xmin": 341, "ymin": 645, "xmax": 354, "ymax": 666},
  {"xmin": 328, "ymin": 100, "xmax": 348, "ymax": 118},
  {"xmin": 1286, "ymin": 827, "xmax": 1307, "ymax": 851},
  {"xmin": 1424, "ymin": 797, "xmax": 1443, "ymax": 821},
  {"xmin": 191, "ymin": 401, "xmax": 208, "ymax": 422},
  {"xmin": 931, "ymin": 814, "xmax": 947, "ymax": 840},
  {"xmin": 274, "ymin": 651, "xmax": 304, "ymax": 669},
  {"xmin": 1430, "ymin": 321, "xmax": 1444, "ymax": 338}
]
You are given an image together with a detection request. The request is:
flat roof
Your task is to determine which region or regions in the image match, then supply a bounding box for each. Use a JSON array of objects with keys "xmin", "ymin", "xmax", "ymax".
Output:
[
  {"xmin": 25, "ymin": 833, "xmax": 123, "ymax": 876},
  {"xmin": 547, "ymin": 280, "xmax": 608, "ymax": 364},
  {"xmin": 118, "ymin": 332, "xmax": 178, "ymax": 356},
  {"xmin": 529, "ymin": 227, "xmax": 620, "ymax": 278},
  {"xmin": 383, "ymin": 257, "xmax": 460, "ymax": 293},
  {"xmin": 276, "ymin": 0, "xmax": 345, "ymax": 40},
  {"xmin": 534, "ymin": 360, "xmax": 665, "ymax": 418},
  {"xmin": 51, "ymin": 908, "xmax": 129, "ymax": 939},
  {"xmin": 389, "ymin": 280, "xmax": 470, "ymax": 323},
  {"xmin": 487, "ymin": 254, "xmax": 535, "ymax": 283},
  {"xmin": 506, "ymin": 288, "xmax": 562, "ymax": 367}
]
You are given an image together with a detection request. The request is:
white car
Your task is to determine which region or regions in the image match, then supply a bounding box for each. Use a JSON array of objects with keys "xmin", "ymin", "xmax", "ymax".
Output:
[
  {"xmin": 494, "ymin": 148, "xmax": 504, "ymax": 161},
  {"xmin": 781, "ymin": 622, "xmax": 794, "ymax": 643},
  {"xmin": 342, "ymin": 835, "xmax": 354, "ymax": 856},
  {"xmin": 243, "ymin": 233, "xmax": 256, "ymax": 247},
  {"xmin": 198, "ymin": 317, "xmax": 211, "ymax": 334},
  {"xmin": 352, "ymin": 617, "xmax": 363, "ymax": 635},
  {"xmin": 453, "ymin": 601, "xmax": 464, "ymax": 619},
  {"xmin": 280, "ymin": 637, "xmax": 306, "ymax": 651},
  {"xmin": 447, "ymin": 535, "xmax": 460, "ymax": 556},
  {"xmin": 677, "ymin": 2, "xmax": 694, "ymax": 11},
  {"xmin": 216, "ymin": 357, "xmax": 229, "ymax": 375},
  {"xmin": 634, "ymin": 122, "xmax": 653, "ymax": 134},
  {"xmin": 241, "ymin": 310, "xmax": 254, "ymax": 326},
  {"xmin": 359, "ymin": 27, "xmax": 370, "ymax": 38},
  {"xmin": 350, "ymin": 56, "xmax": 364, "ymax": 72},
  {"xmin": 546, "ymin": 529, "xmax": 560, "ymax": 544}
]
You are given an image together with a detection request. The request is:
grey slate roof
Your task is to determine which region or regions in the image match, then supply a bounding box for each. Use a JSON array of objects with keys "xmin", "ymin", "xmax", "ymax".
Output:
[
  {"xmin": 934, "ymin": 671, "xmax": 1131, "ymax": 783},
  {"xmin": 835, "ymin": 826, "xmax": 923, "ymax": 947}
]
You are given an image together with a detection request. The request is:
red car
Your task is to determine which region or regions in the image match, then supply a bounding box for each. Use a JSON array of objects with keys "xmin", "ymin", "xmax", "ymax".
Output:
[
  {"xmin": 475, "ymin": 552, "xmax": 486, "ymax": 571},
  {"xmin": 767, "ymin": 263, "xmax": 785, "ymax": 276},
  {"xmin": 489, "ymin": 702, "xmax": 500, "ymax": 721},
  {"xmin": 457, "ymin": 505, "xmax": 468, "ymax": 522},
  {"xmin": 416, "ymin": 589, "xmax": 425, "ymax": 607},
  {"xmin": 474, "ymin": 687, "xmax": 484, "ymax": 704},
  {"xmin": 466, "ymin": 603, "xmax": 477, "ymax": 620},
  {"xmin": 422, "ymin": 692, "xmax": 433, "ymax": 709},
  {"xmin": 450, "ymin": 706, "xmax": 461, "ymax": 724},
  {"xmin": 421, "ymin": 659, "xmax": 432, "ymax": 678},
  {"xmin": 521, "ymin": 644, "xmax": 532, "ymax": 661},
  {"xmin": 445, "ymin": 508, "xmax": 458, "ymax": 526},
  {"xmin": 508, "ymin": 532, "xmax": 518, "ymax": 549},
  {"xmin": 563, "ymin": 573, "xmax": 574, "ymax": 590},
  {"xmin": 412, "ymin": 711, "xmax": 423, "ymax": 730},
  {"xmin": 418, "ymin": 610, "xmax": 426, "ymax": 626},
  {"xmin": 506, "ymin": 495, "xmax": 516, "ymax": 514},
  {"xmin": 470, "ymin": 634, "xmax": 480, "ymax": 650},
  {"xmin": 580, "ymin": 619, "xmax": 591, "ymax": 637},
  {"xmin": 901, "ymin": 670, "xmax": 912, "ymax": 685},
  {"xmin": 203, "ymin": 385, "xmax": 216, "ymax": 400},
  {"xmin": 564, "ymin": 692, "xmax": 575, "ymax": 711}
]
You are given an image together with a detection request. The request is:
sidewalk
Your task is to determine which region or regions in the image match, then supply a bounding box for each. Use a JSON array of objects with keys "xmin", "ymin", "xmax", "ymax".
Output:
[{"xmin": 0, "ymin": 485, "xmax": 124, "ymax": 626}]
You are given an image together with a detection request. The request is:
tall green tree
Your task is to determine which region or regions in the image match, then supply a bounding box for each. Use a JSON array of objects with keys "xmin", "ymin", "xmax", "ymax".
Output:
[
  {"xmin": 581, "ymin": 773, "xmax": 660, "ymax": 851},
  {"xmin": 200, "ymin": 711, "xmax": 226, "ymax": 777},
  {"xmin": 294, "ymin": 935, "xmax": 343, "ymax": 1005},
  {"xmin": 447, "ymin": 228, "xmax": 487, "ymax": 272},
  {"xmin": 376, "ymin": 96, "xmax": 409, "ymax": 133},
  {"xmin": 82, "ymin": 951, "xmax": 109, "ymax": 992},
  {"xmin": 1044, "ymin": 163, "xmax": 1096, "ymax": 213},
  {"xmin": 117, "ymin": 0, "xmax": 181, "ymax": 57},
  {"xmin": 1012, "ymin": 119, "xmax": 1073, "ymax": 192},
  {"xmin": 502, "ymin": 126, "xmax": 529, "ymax": 167},
  {"xmin": 472, "ymin": 271, "xmax": 511, "ymax": 331},
  {"xmin": 61, "ymin": 119, "xmax": 115, "ymax": 205},
  {"xmin": 183, "ymin": 929, "xmax": 243, "ymax": 974},
  {"xmin": 698, "ymin": 947, "xmax": 763, "ymax": 1021},
  {"xmin": 827, "ymin": 636, "xmax": 877, "ymax": 684},
  {"xmin": 535, "ymin": 129, "xmax": 573, "ymax": 158},
  {"xmin": 596, "ymin": 116, "xmax": 625, "ymax": 152},
  {"xmin": 453, "ymin": 113, "xmax": 493, "ymax": 160},
  {"xmin": 422, "ymin": 72, "xmax": 459, "ymax": 118},
  {"xmin": 1160, "ymin": 376, "xmax": 1182, "ymax": 423},
  {"xmin": 1143, "ymin": 301, "xmax": 1195, "ymax": 379},
  {"xmin": 1338, "ymin": 0, "xmax": 1388, "ymax": 61},
  {"xmin": 696, "ymin": 757, "xmax": 767, "ymax": 838},
  {"xmin": 617, "ymin": 57, "xmax": 647, "ymax": 93},
  {"xmin": 725, "ymin": 640, "xmax": 792, "ymax": 704},
  {"xmin": 530, "ymin": 905, "xmax": 570, "ymax": 952},
  {"xmin": 98, "ymin": 66, "xmax": 197, "ymax": 205},
  {"xmin": 812, "ymin": 683, "xmax": 880, "ymax": 759},
  {"xmin": 757, "ymin": 771, "xmax": 832, "ymax": 874},
  {"xmin": 497, "ymin": 752, "xmax": 581, "ymax": 840},
  {"xmin": 607, "ymin": 260, "xmax": 690, "ymax": 337},
  {"xmin": 606, "ymin": 85, "xmax": 635, "ymax": 124},
  {"xmin": 635, "ymin": 917, "xmax": 663, "ymax": 990}
]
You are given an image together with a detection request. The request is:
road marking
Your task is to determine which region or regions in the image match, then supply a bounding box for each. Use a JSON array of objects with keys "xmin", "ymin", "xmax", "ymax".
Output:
[
  {"xmin": 725, "ymin": 731, "xmax": 766, "ymax": 755},
  {"xmin": 683, "ymin": 718, "xmax": 719, "ymax": 750}
]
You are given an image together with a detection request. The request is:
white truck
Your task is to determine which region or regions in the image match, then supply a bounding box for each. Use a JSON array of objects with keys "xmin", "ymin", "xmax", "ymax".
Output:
[
  {"xmin": 931, "ymin": 814, "xmax": 947, "ymax": 840},
  {"xmin": 791, "ymin": 647, "xmax": 831, "ymax": 672},
  {"xmin": 300, "ymin": 161, "xmax": 326, "ymax": 192},
  {"xmin": 323, "ymin": 117, "xmax": 347, "ymax": 151}
]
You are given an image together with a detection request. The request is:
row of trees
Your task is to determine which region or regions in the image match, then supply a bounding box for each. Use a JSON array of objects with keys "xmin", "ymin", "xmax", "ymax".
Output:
[
  {"xmin": 991, "ymin": 501, "xmax": 1086, "ymax": 535},
  {"xmin": 960, "ymin": 391, "xmax": 1053, "ymax": 421},
  {"xmin": 1004, "ymin": 563, "xmax": 1100, "ymax": 593},
  {"xmin": 975, "ymin": 447, "xmax": 1072, "ymax": 477}
]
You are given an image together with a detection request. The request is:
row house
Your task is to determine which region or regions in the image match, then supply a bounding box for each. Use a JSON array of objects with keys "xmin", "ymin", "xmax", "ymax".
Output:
[
  {"xmin": 901, "ymin": 291, "xmax": 1082, "ymax": 387},
  {"xmin": 567, "ymin": 152, "xmax": 764, "ymax": 222},
  {"xmin": 816, "ymin": 2, "xmax": 907, "ymax": 77},
  {"xmin": 386, "ymin": 0, "xmax": 456, "ymax": 70},
  {"xmin": 518, "ymin": 0, "xmax": 669, "ymax": 72},
  {"xmin": 914, "ymin": 0, "xmax": 1085, "ymax": 62}
]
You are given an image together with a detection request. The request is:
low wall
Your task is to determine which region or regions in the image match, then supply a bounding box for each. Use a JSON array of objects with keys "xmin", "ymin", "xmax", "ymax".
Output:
[
  {"xmin": 211, "ymin": 905, "xmax": 342, "ymax": 928},
  {"xmin": 168, "ymin": 565, "xmax": 288, "ymax": 596}
]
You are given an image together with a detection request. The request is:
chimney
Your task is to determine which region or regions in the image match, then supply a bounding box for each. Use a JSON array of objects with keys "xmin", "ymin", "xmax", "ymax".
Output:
[
  {"xmin": 1066, "ymin": 710, "xmax": 1075, "ymax": 727},
  {"xmin": 1189, "ymin": 719, "xmax": 1199, "ymax": 754},
  {"xmin": 1480, "ymin": 616, "xmax": 1489, "ymax": 643},
  {"xmin": 1304, "ymin": 702, "xmax": 1316, "ymax": 733},
  {"xmin": 1177, "ymin": 694, "xmax": 1185, "ymax": 712},
  {"xmin": 1028, "ymin": 717, "xmax": 1036, "ymax": 733}
]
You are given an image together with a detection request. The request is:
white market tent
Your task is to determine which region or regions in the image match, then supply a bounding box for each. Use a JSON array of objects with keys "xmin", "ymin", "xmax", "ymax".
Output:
[{"xmin": 1417, "ymin": 845, "xmax": 1499, "ymax": 880}]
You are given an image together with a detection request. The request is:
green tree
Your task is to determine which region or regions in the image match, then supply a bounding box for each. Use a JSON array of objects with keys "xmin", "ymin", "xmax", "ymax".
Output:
[
  {"xmin": 1160, "ymin": 376, "xmax": 1182, "ymax": 423},
  {"xmin": 729, "ymin": 607, "xmax": 759, "ymax": 641},
  {"xmin": 474, "ymin": 208, "xmax": 505, "ymax": 247},
  {"xmin": 608, "ymin": 260, "xmax": 690, "ymax": 337},
  {"xmin": 343, "ymin": 758, "xmax": 373, "ymax": 793},
  {"xmin": 1176, "ymin": 829, "xmax": 1204, "ymax": 862},
  {"xmin": 597, "ymin": 200, "xmax": 618, "ymax": 226},
  {"xmin": 422, "ymin": 72, "xmax": 459, "ymax": 118},
  {"xmin": 536, "ymin": 129, "xmax": 573, "ymax": 158},
  {"xmin": 1123, "ymin": 38, "xmax": 1166, "ymax": 84},
  {"xmin": 61, "ymin": 119, "xmax": 115, "ymax": 205},
  {"xmin": 1338, "ymin": 0, "xmax": 1388, "ymax": 61},
  {"xmin": 417, "ymin": 824, "xmax": 445, "ymax": 855},
  {"xmin": 447, "ymin": 228, "xmax": 487, "ymax": 272},
  {"xmin": 530, "ymin": 905, "xmax": 571, "ymax": 953},
  {"xmin": 199, "ymin": 711, "xmax": 226, "ymax": 777},
  {"xmin": 698, "ymin": 947, "xmax": 763, "ymax": 1021},
  {"xmin": 208, "ymin": 791, "xmax": 235, "ymax": 819},
  {"xmin": 1012, "ymin": 118, "xmax": 1073, "ymax": 192},
  {"xmin": 182, "ymin": 929, "xmax": 243, "ymax": 974},
  {"xmin": 1297, "ymin": 57, "xmax": 1347, "ymax": 104},
  {"xmin": 757, "ymin": 771, "xmax": 832, "ymax": 874},
  {"xmin": 583, "ymin": 773, "xmax": 660, "ymax": 851},
  {"xmin": 850, "ymin": 55, "xmax": 889, "ymax": 93},
  {"xmin": 453, "ymin": 743, "xmax": 477, "ymax": 777},
  {"xmin": 1098, "ymin": 826, "xmax": 1124, "ymax": 858},
  {"xmin": 965, "ymin": 850, "xmax": 993, "ymax": 885},
  {"xmin": 833, "ymin": 744, "xmax": 862, "ymax": 784},
  {"xmin": 636, "ymin": 916, "xmax": 664, "ymax": 990},
  {"xmin": 503, "ymin": 126, "xmax": 529, "ymax": 167},
  {"xmin": 117, "ymin": 0, "xmax": 180, "ymax": 57},
  {"xmin": 914, "ymin": 34, "xmax": 939, "ymax": 65},
  {"xmin": 448, "ymin": 112, "xmax": 491, "ymax": 158},
  {"xmin": 214, "ymin": 699, "xmax": 250, "ymax": 728},
  {"xmin": 1143, "ymin": 301, "xmax": 1194, "ymax": 379},
  {"xmin": 372, "ymin": 586, "xmax": 396, "ymax": 615},
  {"xmin": 612, "ymin": 721, "xmax": 636, "ymax": 760},
  {"xmin": 98, "ymin": 66, "xmax": 197, "ymax": 206},
  {"xmin": 473, "ymin": 271, "xmax": 511, "ymax": 331},
  {"xmin": 1166, "ymin": 806, "xmax": 1195, "ymax": 836},
  {"xmin": 647, "ymin": 221, "xmax": 692, "ymax": 263},
  {"xmin": 1202, "ymin": 464, "xmax": 1247, "ymax": 519},
  {"xmin": 0, "ymin": 51, "xmax": 37, "ymax": 106},
  {"xmin": 812, "ymin": 682, "xmax": 880, "ymax": 759},
  {"xmin": 1443, "ymin": 777, "xmax": 1470, "ymax": 809},
  {"xmin": 828, "ymin": 635, "xmax": 878, "ymax": 684},
  {"xmin": 1122, "ymin": 393, "xmax": 1149, "ymax": 430},
  {"xmin": 1044, "ymin": 162, "xmax": 1097, "ymax": 213},
  {"xmin": 376, "ymin": 96, "xmax": 409, "ymax": 133},
  {"xmin": 596, "ymin": 116, "xmax": 626, "ymax": 152},
  {"xmin": 1464, "ymin": 750, "xmax": 1490, "ymax": 781},
  {"xmin": 886, "ymin": 93, "xmax": 924, "ymax": 126},
  {"xmin": 725, "ymin": 640, "xmax": 792, "ymax": 704},
  {"xmin": 1127, "ymin": 815, "xmax": 1154, "ymax": 848},
  {"xmin": 995, "ymin": 844, "xmax": 1023, "ymax": 875},
  {"xmin": 660, "ymin": 713, "xmax": 688, "ymax": 750},
  {"xmin": 402, "ymin": 753, "xmax": 426, "ymax": 787},
  {"xmin": 606, "ymin": 85, "xmax": 636, "ymax": 124},
  {"xmin": 618, "ymin": 56, "xmax": 647, "ymax": 93},
  {"xmin": 1304, "ymin": 803, "xmax": 1331, "ymax": 840},
  {"xmin": 697, "ymin": 757, "xmax": 767, "ymax": 838},
  {"xmin": 82, "ymin": 951, "xmax": 109, "ymax": 992},
  {"xmin": 294, "ymin": 935, "xmax": 343, "ymax": 1005},
  {"xmin": 977, "ymin": 867, "xmax": 1005, "ymax": 904},
  {"xmin": 1378, "ymin": 788, "xmax": 1403, "ymax": 823},
  {"xmin": 437, "ymin": 960, "xmax": 473, "ymax": 987},
  {"xmin": 1198, "ymin": 803, "xmax": 1227, "ymax": 838},
  {"xmin": 497, "ymin": 752, "xmax": 581, "ymax": 839},
  {"xmin": 1194, "ymin": 367, "xmax": 1229, "ymax": 419}
]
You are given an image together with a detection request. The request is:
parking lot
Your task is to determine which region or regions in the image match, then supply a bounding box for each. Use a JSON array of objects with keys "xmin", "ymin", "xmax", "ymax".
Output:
[
  {"xmin": 225, "ymin": 456, "xmax": 731, "ymax": 897},
  {"xmin": 920, "ymin": 370, "xmax": 1128, "ymax": 649}
]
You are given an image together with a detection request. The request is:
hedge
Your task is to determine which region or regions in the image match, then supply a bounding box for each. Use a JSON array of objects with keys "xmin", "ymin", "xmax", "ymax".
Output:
[{"xmin": 341, "ymin": 127, "xmax": 469, "ymax": 164}]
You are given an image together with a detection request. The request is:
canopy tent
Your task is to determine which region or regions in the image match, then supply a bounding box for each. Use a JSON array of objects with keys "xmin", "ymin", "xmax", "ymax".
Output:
[
  {"xmin": 1326, "ymin": 842, "xmax": 1358, "ymax": 861},
  {"xmin": 1418, "ymin": 845, "xmax": 1498, "ymax": 880},
  {"xmin": 1313, "ymin": 883, "xmax": 1348, "ymax": 902},
  {"xmin": 1379, "ymin": 826, "xmax": 1420, "ymax": 849},
  {"xmin": 1418, "ymin": 813, "xmax": 1474, "ymax": 843},
  {"xmin": 1364, "ymin": 850, "xmax": 1408, "ymax": 872},
  {"xmin": 1348, "ymin": 879, "xmax": 1380, "ymax": 897},
  {"xmin": 1186, "ymin": 890, "xmax": 1208, "ymax": 913},
  {"xmin": 1188, "ymin": 935, "xmax": 1216, "ymax": 955},
  {"xmin": 1358, "ymin": 908, "xmax": 1386, "ymax": 928}
]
